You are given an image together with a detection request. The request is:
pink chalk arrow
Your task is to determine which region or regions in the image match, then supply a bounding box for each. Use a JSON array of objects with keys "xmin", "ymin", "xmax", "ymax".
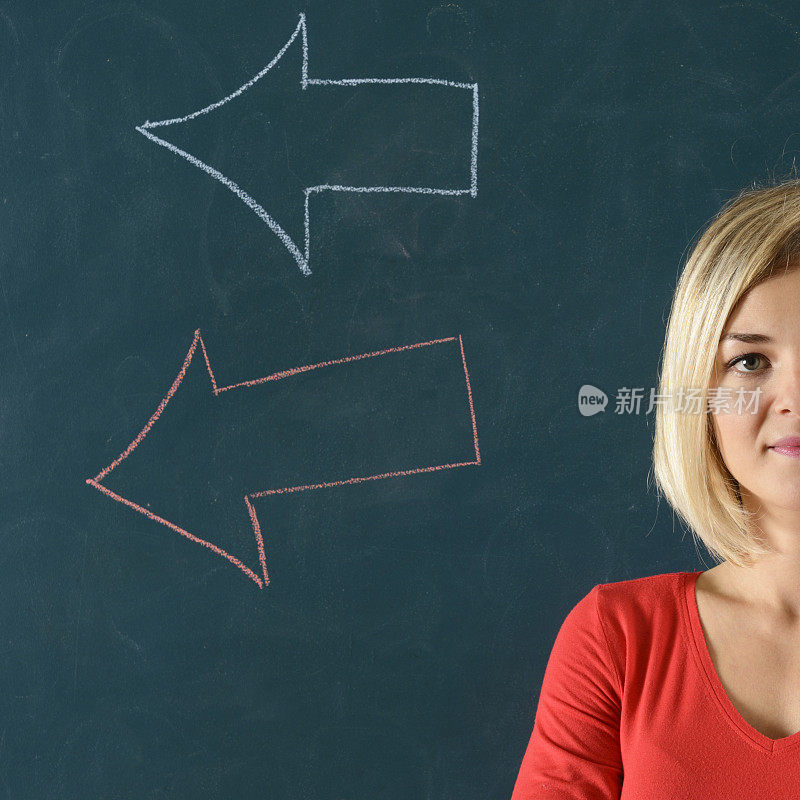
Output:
[{"xmin": 86, "ymin": 331, "xmax": 481, "ymax": 589}]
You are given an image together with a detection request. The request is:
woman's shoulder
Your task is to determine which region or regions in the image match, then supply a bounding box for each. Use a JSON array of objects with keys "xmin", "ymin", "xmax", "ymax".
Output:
[
  {"xmin": 556, "ymin": 570, "xmax": 693, "ymax": 651},
  {"xmin": 587, "ymin": 570, "xmax": 693, "ymax": 645},
  {"xmin": 553, "ymin": 571, "xmax": 693, "ymax": 690},
  {"xmin": 561, "ymin": 570, "xmax": 687, "ymax": 621},
  {"xmin": 595, "ymin": 569, "xmax": 691, "ymax": 599}
]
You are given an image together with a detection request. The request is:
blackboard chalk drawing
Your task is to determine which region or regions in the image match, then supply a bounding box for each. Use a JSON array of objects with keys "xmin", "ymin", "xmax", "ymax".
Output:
[
  {"xmin": 86, "ymin": 331, "xmax": 481, "ymax": 589},
  {"xmin": 135, "ymin": 12, "xmax": 479, "ymax": 275}
]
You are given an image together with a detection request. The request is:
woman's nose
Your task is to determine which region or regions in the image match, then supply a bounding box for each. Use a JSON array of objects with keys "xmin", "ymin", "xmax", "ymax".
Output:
[{"xmin": 772, "ymin": 367, "xmax": 800, "ymax": 416}]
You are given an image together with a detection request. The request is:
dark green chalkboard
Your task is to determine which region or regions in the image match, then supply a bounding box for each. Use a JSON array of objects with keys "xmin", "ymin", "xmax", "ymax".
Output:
[{"xmin": 3, "ymin": 0, "xmax": 799, "ymax": 796}]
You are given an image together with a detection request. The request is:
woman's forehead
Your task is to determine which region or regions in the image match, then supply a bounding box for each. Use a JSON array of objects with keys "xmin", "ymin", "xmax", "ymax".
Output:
[{"xmin": 723, "ymin": 272, "xmax": 800, "ymax": 331}]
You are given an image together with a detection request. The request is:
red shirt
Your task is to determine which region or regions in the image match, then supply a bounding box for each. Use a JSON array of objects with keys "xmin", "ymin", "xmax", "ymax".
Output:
[{"xmin": 510, "ymin": 571, "xmax": 800, "ymax": 799}]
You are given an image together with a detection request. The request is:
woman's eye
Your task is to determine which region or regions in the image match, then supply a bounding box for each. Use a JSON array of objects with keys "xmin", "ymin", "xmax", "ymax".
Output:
[{"xmin": 726, "ymin": 353, "xmax": 767, "ymax": 375}]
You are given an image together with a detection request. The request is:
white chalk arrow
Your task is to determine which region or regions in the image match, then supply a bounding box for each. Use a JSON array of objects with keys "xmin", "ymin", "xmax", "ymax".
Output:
[{"xmin": 135, "ymin": 12, "xmax": 479, "ymax": 275}]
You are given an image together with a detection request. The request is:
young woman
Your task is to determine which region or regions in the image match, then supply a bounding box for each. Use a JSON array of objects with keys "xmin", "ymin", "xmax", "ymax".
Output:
[{"xmin": 510, "ymin": 178, "xmax": 800, "ymax": 798}]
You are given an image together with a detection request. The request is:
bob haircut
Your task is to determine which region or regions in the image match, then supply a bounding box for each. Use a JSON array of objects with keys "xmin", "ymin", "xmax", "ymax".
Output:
[{"xmin": 652, "ymin": 176, "xmax": 800, "ymax": 568}]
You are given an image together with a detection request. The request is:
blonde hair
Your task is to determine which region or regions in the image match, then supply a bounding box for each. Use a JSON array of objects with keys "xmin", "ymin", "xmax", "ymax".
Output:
[{"xmin": 652, "ymin": 177, "xmax": 800, "ymax": 568}]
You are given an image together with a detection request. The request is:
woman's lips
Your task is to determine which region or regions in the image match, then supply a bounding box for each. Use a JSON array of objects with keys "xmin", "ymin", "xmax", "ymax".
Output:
[{"xmin": 770, "ymin": 445, "xmax": 800, "ymax": 459}]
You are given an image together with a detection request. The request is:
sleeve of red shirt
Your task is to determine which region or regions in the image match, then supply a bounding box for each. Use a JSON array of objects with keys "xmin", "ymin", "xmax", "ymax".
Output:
[{"xmin": 509, "ymin": 584, "xmax": 624, "ymax": 800}]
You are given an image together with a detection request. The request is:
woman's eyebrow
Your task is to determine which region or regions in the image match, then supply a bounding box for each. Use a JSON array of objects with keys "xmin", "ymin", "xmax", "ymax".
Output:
[{"xmin": 720, "ymin": 332, "xmax": 774, "ymax": 344}]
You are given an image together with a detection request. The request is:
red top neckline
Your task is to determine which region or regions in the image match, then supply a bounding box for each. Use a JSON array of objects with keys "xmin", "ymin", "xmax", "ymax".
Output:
[{"xmin": 681, "ymin": 569, "xmax": 800, "ymax": 754}]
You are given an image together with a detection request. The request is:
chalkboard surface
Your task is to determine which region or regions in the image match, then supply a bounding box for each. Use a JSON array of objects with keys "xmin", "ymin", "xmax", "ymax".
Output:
[{"xmin": 3, "ymin": 0, "xmax": 799, "ymax": 796}]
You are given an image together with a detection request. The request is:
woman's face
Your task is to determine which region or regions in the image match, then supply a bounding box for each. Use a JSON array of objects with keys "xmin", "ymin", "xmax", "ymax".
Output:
[{"xmin": 711, "ymin": 266, "xmax": 800, "ymax": 516}]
